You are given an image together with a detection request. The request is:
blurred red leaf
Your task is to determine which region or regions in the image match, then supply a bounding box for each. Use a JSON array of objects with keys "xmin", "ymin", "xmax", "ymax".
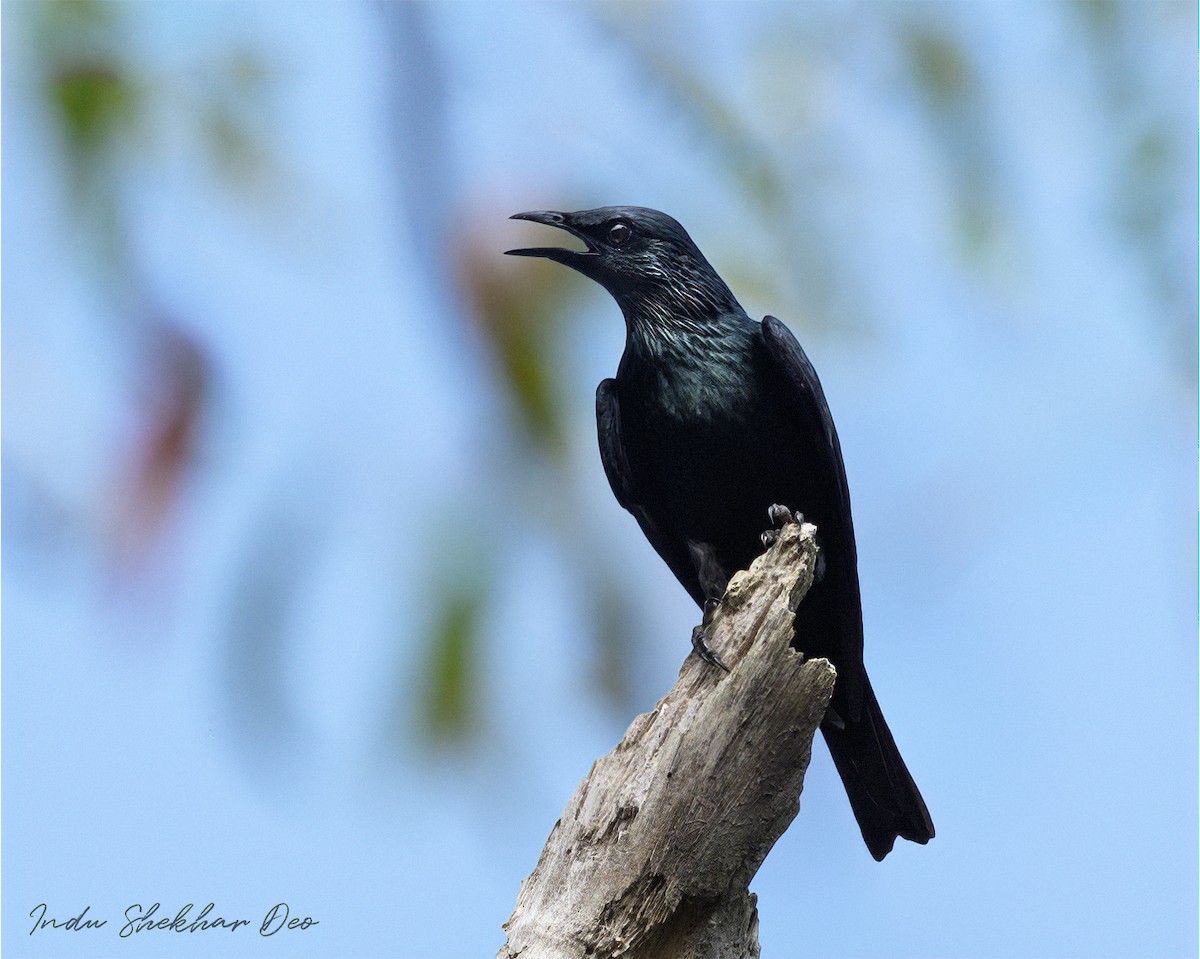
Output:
[{"xmin": 108, "ymin": 325, "xmax": 209, "ymax": 574}]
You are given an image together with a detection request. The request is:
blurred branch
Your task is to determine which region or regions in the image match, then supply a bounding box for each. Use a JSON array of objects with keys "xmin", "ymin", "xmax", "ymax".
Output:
[
  {"xmin": 587, "ymin": 6, "xmax": 843, "ymax": 329},
  {"xmin": 38, "ymin": 0, "xmax": 275, "ymax": 280},
  {"xmin": 899, "ymin": 18, "xmax": 1003, "ymax": 269},
  {"xmin": 1073, "ymin": 0, "xmax": 1197, "ymax": 383},
  {"xmin": 20, "ymin": 1, "xmax": 277, "ymax": 586},
  {"xmin": 500, "ymin": 522, "xmax": 835, "ymax": 959},
  {"xmin": 377, "ymin": 1, "xmax": 454, "ymax": 278}
]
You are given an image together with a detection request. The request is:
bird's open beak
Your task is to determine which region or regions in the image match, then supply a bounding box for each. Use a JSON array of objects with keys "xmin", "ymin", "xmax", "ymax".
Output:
[{"xmin": 505, "ymin": 211, "xmax": 597, "ymax": 263}]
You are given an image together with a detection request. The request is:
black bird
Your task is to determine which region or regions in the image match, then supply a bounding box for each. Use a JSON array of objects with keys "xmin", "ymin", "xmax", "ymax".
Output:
[{"xmin": 506, "ymin": 206, "xmax": 933, "ymax": 861}]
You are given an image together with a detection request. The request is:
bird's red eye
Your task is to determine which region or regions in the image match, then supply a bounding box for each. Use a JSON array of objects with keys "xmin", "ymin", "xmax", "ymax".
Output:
[{"xmin": 607, "ymin": 222, "xmax": 631, "ymax": 246}]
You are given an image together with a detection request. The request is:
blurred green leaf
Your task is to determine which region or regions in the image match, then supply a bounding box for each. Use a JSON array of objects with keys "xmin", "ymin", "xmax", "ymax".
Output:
[
  {"xmin": 1073, "ymin": 0, "xmax": 1120, "ymax": 34},
  {"xmin": 495, "ymin": 300, "xmax": 563, "ymax": 452},
  {"xmin": 1118, "ymin": 126, "xmax": 1171, "ymax": 241},
  {"xmin": 903, "ymin": 28, "xmax": 973, "ymax": 112},
  {"xmin": 50, "ymin": 64, "xmax": 136, "ymax": 166},
  {"xmin": 203, "ymin": 99, "xmax": 269, "ymax": 184},
  {"xmin": 958, "ymin": 189, "xmax": 999, "ymax": 262},
  {"xmin": 901, "ymin": 21, "xmax": 1005, "ymax": 270},
  {"xmin": 419, "ymin": 580, "xmax": 487, "ymax": 745},
  {"xmin": 1070, "ymin": 1, "xmax": 1195, "ymax": 383},
  {"xmin": 40, "ymin": 0, "xmax": 133, "ymax": 176},
  {"xmin": 200, "ymin": 51, "xmax": 274, "ymax": 190},
  {"xmin": 457, "ymin": 227, "xmax": 580, "ymax": 456}
]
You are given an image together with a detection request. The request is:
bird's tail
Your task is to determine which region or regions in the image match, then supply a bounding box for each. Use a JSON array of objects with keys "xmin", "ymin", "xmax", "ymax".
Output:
[{"xmin": 821, "ymin": 675, "xmax": 934, "ymax": 861}]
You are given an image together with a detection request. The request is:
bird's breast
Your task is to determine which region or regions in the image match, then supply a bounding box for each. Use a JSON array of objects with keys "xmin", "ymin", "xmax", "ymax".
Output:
[
  {"xmin": 617, "ymin": 328, "xmax": 817, "ymax": 563},
  {"xmin": 637, "ymin": 346, "xmax": 760, "ymax": 426},
  {"xmin": 620, "ymin": 356, "xmax": 776, "ymax": 496}
]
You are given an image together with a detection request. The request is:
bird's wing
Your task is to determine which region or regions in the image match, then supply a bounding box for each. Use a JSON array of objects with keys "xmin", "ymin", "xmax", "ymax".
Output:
[
  {"xmin": 759, "ymin": 315, "xmax": 865, "ymax": 709},
  {"xmin": 763, "ymin": 317, "xmax": 932, "ymax": 855},
  {"xmin": 758, "ymin": 316, "xmax": 853, "ymax": 523},
  {"xmin": 595, "ymin": 378, "xmax": 638, "ymax": 512},
  {"xmin": 596, "ymin": 378, "xmax": 706, "ymax": 606}
]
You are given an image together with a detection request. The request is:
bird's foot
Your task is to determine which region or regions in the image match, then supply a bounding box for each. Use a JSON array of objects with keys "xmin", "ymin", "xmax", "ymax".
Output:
[
  {"xmin": 691, "ymin": 624, "xmax": 730, "ymax": 672},
  {"xmin": 761, "ymin": 504, "xmax": 805, "ymax": 547}
]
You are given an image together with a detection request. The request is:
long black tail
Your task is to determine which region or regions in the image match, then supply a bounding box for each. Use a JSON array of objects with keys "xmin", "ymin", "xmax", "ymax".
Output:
[{"xmin": 821, "ymin": 674, "xmax": 934, "ymax": 861}]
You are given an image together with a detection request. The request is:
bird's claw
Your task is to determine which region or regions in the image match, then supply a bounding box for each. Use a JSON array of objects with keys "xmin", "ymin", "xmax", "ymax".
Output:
[
  {"xmin": 762, "ymin": 504, "xmax": 804, "ymax": 548},
  {"xmin": 691, "ymin": 624, "xmax": 730, "ymax": 672},
  {"xmin": 768, "ymin": 503, "xmax": 804, "ymax": 527}
]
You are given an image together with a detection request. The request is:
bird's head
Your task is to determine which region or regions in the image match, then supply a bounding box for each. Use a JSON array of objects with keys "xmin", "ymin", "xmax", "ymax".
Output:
[{"xmin": 505, "ymin": 206, "xmax": 740, "ymax": 323}]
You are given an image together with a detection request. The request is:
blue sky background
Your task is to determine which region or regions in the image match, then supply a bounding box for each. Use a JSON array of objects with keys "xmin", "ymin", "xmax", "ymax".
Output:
[{"xmin": 3, "ymin": 2, "xmax": 1196, "ymax": 957}]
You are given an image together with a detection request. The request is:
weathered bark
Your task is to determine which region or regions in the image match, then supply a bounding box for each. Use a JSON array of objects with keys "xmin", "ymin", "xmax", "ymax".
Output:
[{"xmin": 499, "ymin": 520, "xmax": 835, "ymax": 959}]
